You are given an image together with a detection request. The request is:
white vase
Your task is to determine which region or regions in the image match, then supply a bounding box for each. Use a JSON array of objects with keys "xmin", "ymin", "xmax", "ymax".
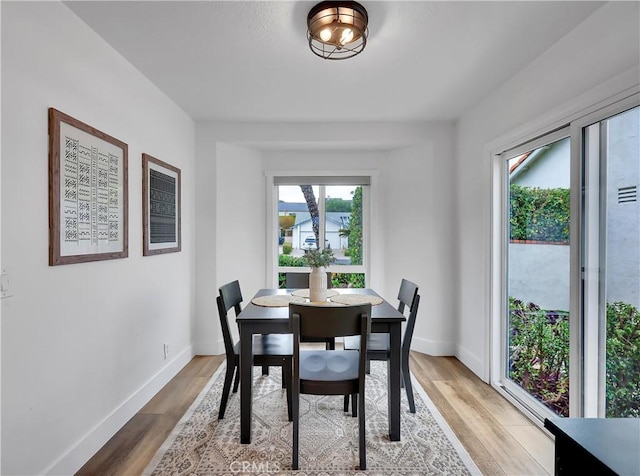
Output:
[{"xmin": 309, "ymin": 266, "xmax": 327, "ymax": 302}]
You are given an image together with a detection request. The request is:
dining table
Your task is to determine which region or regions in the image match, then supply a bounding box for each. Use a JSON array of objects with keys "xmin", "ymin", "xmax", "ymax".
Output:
[{"xmin": 236, "ymin": 287, "xmax": 406, "ymax": 444}]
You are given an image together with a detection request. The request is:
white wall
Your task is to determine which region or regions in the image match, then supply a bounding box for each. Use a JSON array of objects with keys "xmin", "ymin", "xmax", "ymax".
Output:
[
  {"xmin": 508, "ymin": 244, "xmax": 570, "ymax": 311},
  {"xmin": 455, "ymin": 2, "xmax": 640, "ymax": 380},
  {"xmin": 194, "ymin": 122, "xmax": 458, "ymax": 356},
  {"xmin": 1, "ymin": 3, "xmax": 195, "ymax": 474},
  {"xmin": 216, "ymin": 142, "xmax": 266, "ymax": 317}
]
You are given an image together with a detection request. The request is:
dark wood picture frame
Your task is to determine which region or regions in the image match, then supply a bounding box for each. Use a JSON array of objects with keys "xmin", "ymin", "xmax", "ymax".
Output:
[
  {"xmin": 49, "ymin": 108, "xmax": 128, "ymax": 266},
  {"xmin": 142, "ymin": 153, "xmax": 181, "ymax": 256}
]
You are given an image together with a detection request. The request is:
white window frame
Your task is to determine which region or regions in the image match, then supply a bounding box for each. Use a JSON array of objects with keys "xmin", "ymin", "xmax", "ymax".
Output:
[
  {"xmin": 265, "ymin": 171, "xmax": 374, "ymax": 288},
  {"xmin": 571, "ymin": 96, "xmax": 640, "ymax": 417},
  {"xmin": 494, "ymin": 127, "xmax": 571, "ymax": 424},
  {"xmin": 488, "ymin": 84, "xmax": 640, "ymax": 427}
]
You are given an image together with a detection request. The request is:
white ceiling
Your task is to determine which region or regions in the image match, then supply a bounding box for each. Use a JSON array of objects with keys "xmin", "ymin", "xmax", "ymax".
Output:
[{"xmin": 65, "ymin": 1, "xmax": 604, "ymax": 123}]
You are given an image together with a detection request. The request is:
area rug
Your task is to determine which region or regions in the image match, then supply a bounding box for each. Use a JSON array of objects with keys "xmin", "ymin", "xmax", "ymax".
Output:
[{"xmin": 143, "ymin": 361, "xmax": 482, "ymax": 475}]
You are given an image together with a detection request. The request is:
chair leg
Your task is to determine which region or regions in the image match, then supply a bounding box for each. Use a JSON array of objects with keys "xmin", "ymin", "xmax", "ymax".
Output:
[
  {"xmin": 219, "ymin": 363, "xmax": 236, "ymax": 419},
  {"xmin": 284, "ymin": 360, "xmax": 293, "ymax": 422},
  {"xmin": 232, "ymin": 365, "xmax": 240, "ymax": 393},
  {"xmin": 351, "ymin": 393, "xmax": 357, "ymax": 417},
  {"xmin": 358, "ymin": 391, "xmax": 366, "ymax": 470},
  {"xmin": 262, "ymin": 365, "xmax": 269, "ymax": 375},
  {"xmin": 292, "ymin": 383, "xmax": 299, "ymax": 470},
  {"xmin": 343, "ymin": 395, "xmax": 349, "ymax": 412},
  {"xmin": 365, "ymin": 358, "xmax": 371, "ymax": 374},
  {"xmin": 402, "ymin": 365, "xmax": 416, "ymax": 413}
]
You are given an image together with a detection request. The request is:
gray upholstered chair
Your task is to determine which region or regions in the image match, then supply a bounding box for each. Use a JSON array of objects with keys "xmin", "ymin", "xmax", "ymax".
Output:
[
  {"xmin": 285, "ymin": 272, "xmax": 335, "ymax": 350},
  {"xmin": 289, "ymin": 302, "xmax": 371, "ymax": 470},
  {"xmin": 217, "ymin": 280, "xmax": 293, "ymax": 420},
  {"xmin": 343, "ymin": 279, "xmax": 420, "ymax": 413},
  {"xmin": 285, "ymin": 272, "xmax": 332, "ymax": 289}
]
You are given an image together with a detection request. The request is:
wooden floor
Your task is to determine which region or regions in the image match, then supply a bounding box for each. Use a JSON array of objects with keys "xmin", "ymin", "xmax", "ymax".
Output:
[{"xmin": 76, "ymin": 352, "xmax": 554, "ymax": 475}]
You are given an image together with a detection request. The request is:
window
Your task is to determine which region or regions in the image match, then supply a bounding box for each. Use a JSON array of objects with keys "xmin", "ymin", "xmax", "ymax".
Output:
[{"xmin": 271, "ymin": 176, "xmax": 369, "ymax": 288}]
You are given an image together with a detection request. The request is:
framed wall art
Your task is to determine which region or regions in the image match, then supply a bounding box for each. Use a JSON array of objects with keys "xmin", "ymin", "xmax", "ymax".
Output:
[
  {"xmin": 49, "ymin": 108, "xmax": 128, "ymax": 266},
  {"xmin": 142, "ymin": 153, "xmax": 181, "ymax": 256}
]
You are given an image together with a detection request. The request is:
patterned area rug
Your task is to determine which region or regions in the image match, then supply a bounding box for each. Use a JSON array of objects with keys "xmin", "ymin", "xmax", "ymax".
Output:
[{"xmin": 143, "ymin": 361, "xmax": 481, "ymax": 475}]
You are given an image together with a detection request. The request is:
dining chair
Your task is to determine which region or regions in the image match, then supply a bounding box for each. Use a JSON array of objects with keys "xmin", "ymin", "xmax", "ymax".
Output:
[
  {"xmin": 289, "ymin": 302, "xmax": 371, "ymax": 470},
  {"xmin": 285, "ymin": 271, "xmax": 332, "ymax": 289},
  {"xmin": 217, "ymin": 280, "xmax": 293, "ymax": 420},
  {"xmin": 343, "ymin": 278, "xmax": 420, "ymax": 413},
  {"xmin": 286, "ymin": 272, "xmax": 335, "ymax": 350}
]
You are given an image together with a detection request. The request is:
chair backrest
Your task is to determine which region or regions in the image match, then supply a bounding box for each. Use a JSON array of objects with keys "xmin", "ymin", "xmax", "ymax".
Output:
[
  {"xmin": 397, "ymin": 278, "xmax": 419, "ymax": 314},
  {"xmin": 402, "ymin": 294, "xmax": 420, "ymax": 356},
  {"xmin": 290, "ymin": 303, "xmax": 371, "ymax": 389},
  {"xmin": 285, "ymin": 272, "xmax": 309, "ymax": 289},
  {"xmin": 289, "ymin": 303, "xmax": 371, "ymax": 340},
  {"xmin": 285, "ymin": 272, "xmax": 332, "ymax": 289},
  {"xmin": 219, "ymin": 280, "xmax": 243, "ymax": 316},
  {"xmin": 396, "ymin": 279, "xmax": 420, "ymax": 352},
  {"xmin": 217, "ymin": 280, "xmax": 243, "ymax": 359}
]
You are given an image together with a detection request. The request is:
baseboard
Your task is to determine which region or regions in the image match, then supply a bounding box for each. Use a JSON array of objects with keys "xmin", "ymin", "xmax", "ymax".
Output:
[
  {"xmin": 455, "ymin": 344, "xmax": 487, "ymax": 382},
  {"xmin": 43, "ymin": 345, "xmax": 194, "ymax": 476},
  {"xmin": 411, "ymin": 337, "xmax": 487, "ymax": 383},
  {"xmin": 411, "ymin": 336, "xmax": 456, "ymax": 356}
]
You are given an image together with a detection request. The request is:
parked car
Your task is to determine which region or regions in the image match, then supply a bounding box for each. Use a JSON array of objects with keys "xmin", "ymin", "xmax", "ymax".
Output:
[
  {"xmin": 301, "ymin": 236, "xmax": 318, "ymax": 250},
  {"xmin": 279, "ymin": 236, "xmax": 285, "ymax": 245}
]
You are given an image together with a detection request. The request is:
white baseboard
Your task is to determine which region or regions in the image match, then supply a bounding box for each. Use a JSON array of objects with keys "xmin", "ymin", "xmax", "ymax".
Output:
[
  {"xmin": 411, "ymin": 337, "xmax": 487, "ymax": 383},
  {"xmin": 43, "ymin": 345, "xmax": 194, "ymax": 476},
  {"xmin": 411, "ymin": 336, "xmax": 456, "ymax": 356},
  {"xmin": 455, "ymin": 344, "xmax": 487, "ymax": 382}
]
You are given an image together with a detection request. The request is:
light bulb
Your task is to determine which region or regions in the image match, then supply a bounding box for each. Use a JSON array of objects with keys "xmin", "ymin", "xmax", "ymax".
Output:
[
  {"xmin": 320, "ymin": 28, "xmax": 332, "ymax": 42},
  {"xmin": 340, "ymin": 28, "xmax": 354, "ymax": 45}
]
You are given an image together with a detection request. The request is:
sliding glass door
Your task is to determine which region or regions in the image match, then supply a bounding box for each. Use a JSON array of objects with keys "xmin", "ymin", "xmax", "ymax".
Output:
[
  {"xmin": 495, "ymin": 98, "xmax": 639, "ymax": 421},
  {"xmin": 501, "ymin": 131, "xmax": 572, "ymax": 418},
  {"xmin": 580, "ymin": 104, "xmax": 639, "ymax": 418}
]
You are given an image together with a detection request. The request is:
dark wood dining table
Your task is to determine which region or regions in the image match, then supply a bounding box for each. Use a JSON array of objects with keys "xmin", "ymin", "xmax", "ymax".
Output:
[{"xmin": 236, "ymin": 288, "xmax": 406, "ymax": 444}]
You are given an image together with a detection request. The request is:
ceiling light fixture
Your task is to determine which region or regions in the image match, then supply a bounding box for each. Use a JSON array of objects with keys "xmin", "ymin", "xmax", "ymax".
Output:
[{"xmin": 307, "ymin": 1, "xmax": 368, "ymax": 60}]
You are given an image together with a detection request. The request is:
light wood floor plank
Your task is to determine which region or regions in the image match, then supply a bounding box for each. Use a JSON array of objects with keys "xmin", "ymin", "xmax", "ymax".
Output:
[{"xmin": 435, "ymin": 379, "xmax": 548, "ymax": 475}]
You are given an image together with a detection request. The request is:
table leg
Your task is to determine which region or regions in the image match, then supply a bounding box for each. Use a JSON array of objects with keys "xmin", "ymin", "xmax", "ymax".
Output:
[
  {"xmin": 239, "ymin": 324, "xmax": 253, "ymax": 444},
  {"xmin": 388, "ymin": 323, "xmax": 402, "ymax": 441}
]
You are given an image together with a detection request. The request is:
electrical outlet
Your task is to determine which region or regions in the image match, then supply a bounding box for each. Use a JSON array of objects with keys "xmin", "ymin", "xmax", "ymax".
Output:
[
  {"xmin": 1, "ymin": 269, "xmax": 13, "ymax": 299},
  {"xmin": 163, "ymin": 343, "xmax": 169, "ymax": 360}
]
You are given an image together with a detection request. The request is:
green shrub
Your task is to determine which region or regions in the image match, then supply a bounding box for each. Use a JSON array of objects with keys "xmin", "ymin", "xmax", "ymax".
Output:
[
  {"xmin": 508, "ymin": 297, "xmax": 570, "ymax": 416},
  {"xmin": 509, "ymin": 298, "xmax": 640, "ymax": 417},
  {"xmin": 282, "ymin": 242, "xmax": 292, "ymax": 255},
  {"xmin": 331, "ymin": 273, "xmax": 365, "ymax": 289},
  {"xmin": 606, "ymin": 302, "xmax": 640, "ymax": 417},
  {"xmin": 278, "ymin": 254, "xmax": 306, "ymax": 267},
  {"xmin": 344, "ymin": 187, "xmax": 363, "ymax": 265},
  {"xmin": 510, "ymin": 185, "xmax": 570, "ymax": 242}
]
